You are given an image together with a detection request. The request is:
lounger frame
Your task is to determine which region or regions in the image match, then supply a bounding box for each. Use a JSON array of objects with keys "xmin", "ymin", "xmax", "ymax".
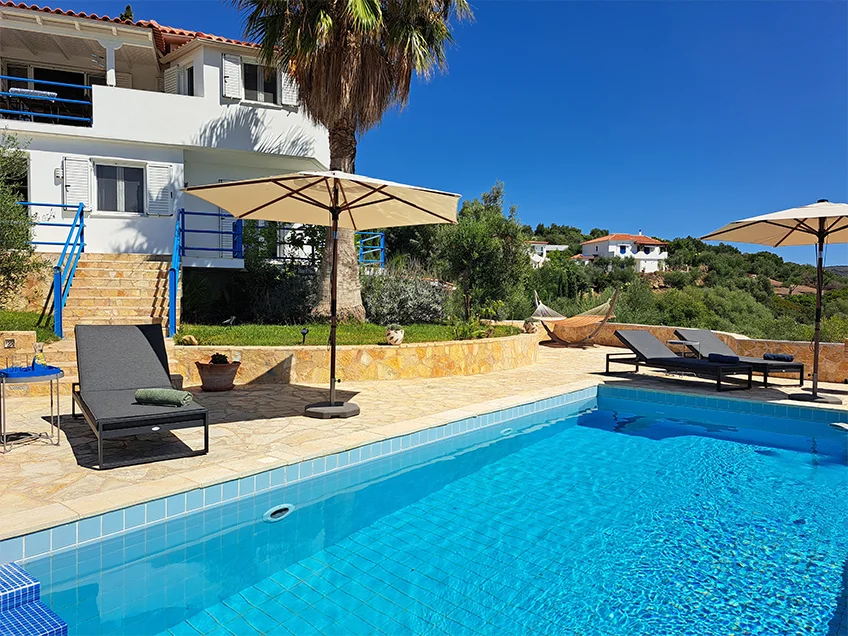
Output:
[
  {"xmin": 72, "ymin": 382, "xmax": 209, "ymax": 469},
  {"xmin": 604, "ymin": 353, "xmax": 753, "ymax": 392}
]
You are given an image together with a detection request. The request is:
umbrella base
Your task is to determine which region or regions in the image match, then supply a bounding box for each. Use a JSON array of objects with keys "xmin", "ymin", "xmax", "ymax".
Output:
[
  {"xmin": 304, "ymin": 401, "xmax": 361, "ymax": 419},
  {"xmin": 788, "ymin": 392, "xmax": 841, "ymax": 405}
]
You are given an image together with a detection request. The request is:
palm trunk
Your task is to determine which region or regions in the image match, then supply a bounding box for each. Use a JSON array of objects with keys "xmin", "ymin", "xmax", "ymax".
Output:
[{"xmin": 312, "ymin": 120, "xmax": 366, "ymax": 321}]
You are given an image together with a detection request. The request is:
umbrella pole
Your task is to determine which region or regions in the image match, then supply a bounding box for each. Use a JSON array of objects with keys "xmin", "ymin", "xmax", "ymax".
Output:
[
  {"xmin": 811, "ymin": 220, "xmax": 825, "ymax": 398},
  {"xmin": 303, "ymin": 191, "xmax": 361, "ymax": 419},
  {"xmin": 790, "ymin": 217, "xmax": 839, "ymax": 404},
  {"xmin": 329, "ymin": 208, "xmax": 339, "ymax": 406}
]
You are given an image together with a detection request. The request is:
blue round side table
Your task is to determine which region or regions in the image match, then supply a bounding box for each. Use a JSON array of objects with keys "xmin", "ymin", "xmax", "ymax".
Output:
[{"xmin": 0, "ymin": 365, "xmax": 63, "ymax": 453}]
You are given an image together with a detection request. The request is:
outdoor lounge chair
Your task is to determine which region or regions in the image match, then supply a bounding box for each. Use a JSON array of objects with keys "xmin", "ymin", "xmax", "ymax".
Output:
[
  {"xmin": 674, "ymin": 328, "xmax": 804, "ymax": 387},
  {"xmin": 606, "ymin": 329, "xmax": 753, "ymax": 392},
  {"xmin": 72, "ymin": 324, "xmax": 208, "ymax": 469}
]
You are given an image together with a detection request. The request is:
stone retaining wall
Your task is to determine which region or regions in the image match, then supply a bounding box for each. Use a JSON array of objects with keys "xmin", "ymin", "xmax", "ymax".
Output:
[
  {"xmin": 551, "ymin": 321, "xmax": 848, "ymax": 383},
  {"xmin": 171, "ymin": 334, "xmax": 539, "ymax": 386}
]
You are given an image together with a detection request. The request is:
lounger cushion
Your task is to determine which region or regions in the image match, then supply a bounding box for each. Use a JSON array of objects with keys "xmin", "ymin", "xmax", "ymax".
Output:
[
  {"xmin": 78, "ymin": 388, "xmax": 207, "ymax": 430},
  {"xmin": 707, "ymin": 353, "xmax": 740, "ymax": 364},
  {"xmin": 644, "ymin": 357, "xmax": 746, "ymax": 371},
  {"xmin": 74, "ymin": 324, "xmax": 172, "ymax": 393},
  {"xmin": 614, "ymin": 330, "xmax": 676, "ymax": 360}
]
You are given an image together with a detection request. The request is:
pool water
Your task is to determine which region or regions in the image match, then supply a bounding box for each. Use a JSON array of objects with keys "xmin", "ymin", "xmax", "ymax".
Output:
[{"xmin": 31, "ymin": 391, "xmax": 848, "ymax": 635}]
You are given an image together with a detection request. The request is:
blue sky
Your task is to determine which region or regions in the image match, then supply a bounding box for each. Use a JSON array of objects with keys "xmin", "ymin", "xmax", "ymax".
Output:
[{"xmin": 76, "ymin": 1, "xmax": 847, "ymax": 264}]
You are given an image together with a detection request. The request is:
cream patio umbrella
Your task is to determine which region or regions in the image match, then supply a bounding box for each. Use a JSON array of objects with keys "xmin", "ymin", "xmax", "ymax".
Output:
[
  {"xmin": 186, "ymin": 171, "xmax": 460, "ymax": 419},
  {"xmin": 702, "ymin": 199, "xmax": 848, "ymax": 404}
]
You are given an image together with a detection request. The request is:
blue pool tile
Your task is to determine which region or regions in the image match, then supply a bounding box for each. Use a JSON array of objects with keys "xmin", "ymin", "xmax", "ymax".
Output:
[
  {"xmin": 222, "ymin": 481, "xmax": 239, "ymax": 501},
  {"xmin": 23, "ymin": 530, "xmax": 51, "ymax": 558},
  {"xmin": 255, "ymin": 471, "xmax": 271, "ymax": 492},
  {"xmin": 146, "ymin": 499, "xmax": 166, "ymax": 523},
  {"xmin": 185, "ymin": 490, "xmax": 204, "ymax": 512},
  {"xmin": 312, "ymin": 457, "xmax": 326, "ymax": 475},
  {"xmin": 76, "ymin": 516, "xmax": 101, "ymax": 544},
  {"xmin": 325, "ymin": 454, "xmax": 338, "ymax": 472},
  {"xmin": 300, "ymin": 461, "xmax": 313, "ymax": 479},
  {"xmin": 239, "ymin": 476, "xmax": 255, "ymax": 496},
  {"xmin": 337, "ymin": 452, "xmax": 350, "ymax": 469},
  {"xmin": 285, "ymin": 463, "xmax": 300, "ymax": 483},
  {"xmin": 100, "ymin": 510, "xmax": 123, "ymax": 537},
  {"xmin": 50, "ymin": 523, "xmax": 76, "ymax": 551},
  {"xmin": 270, "ymin": 467, "xmax": 286, "ymax": 486},
  {"xmin": 124, "ymin": 505, "xmax": 146, "ymax": 529},
  {"xmin": 205, "ymin": 484, "xmax": 223, "ymax": 505},
  {"xmin": 166, "ymin": 494, "xmax": 186, "ymax": 517},
  {"xmin": 0, "ymin": 537, "xmax": 23, "ymax": 563}
]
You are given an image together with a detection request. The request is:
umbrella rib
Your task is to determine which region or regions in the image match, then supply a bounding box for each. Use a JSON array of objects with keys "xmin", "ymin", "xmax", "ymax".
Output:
[
  {"xmin": 824, "ymin": 215, "xmax": 848, "ymax": 234},
  {"xmin": 773, "ymin": 220, "xmax": 806, "ymax": 247},
  {"xmin": 272, "ymin": 178, "xmax": 330, "ymax": 210},
  {"xmin": 346, "ymin": 197, "xmax": 393, "ymax": 211},
  {"xmin": 343, "ymin": 184, "xmax": 388, "ymax": 208},
  {"xmin": 236, "ymin": 193, "xmax": 292, "ymax": 219},
  {"xmin": 376, "ymin": 190, "xmax": 457, "ymax": 224},
  {"xmin": 336, "ymin": 182, "xmax": 357, "ymax": 231}
]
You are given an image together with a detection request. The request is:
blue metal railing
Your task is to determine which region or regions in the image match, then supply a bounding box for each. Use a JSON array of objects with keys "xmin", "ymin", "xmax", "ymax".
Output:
[
  {"xmin": 357, "ymin": 231, "xmax": 385, "ymax": 267},
  {"xmin": 179, "ymin": 209, "xmax": 244, "ymax": 259},
  {"xmin": 168, "ymin": 213, "xmax": 182, "ymax": 338},
  {"xmin": 0, "ymin": 74, "xmax": 93, "ymax": 125},
  {"xmin": 19, "ymin": 201, "xmax": 85, "ymax": 338}
]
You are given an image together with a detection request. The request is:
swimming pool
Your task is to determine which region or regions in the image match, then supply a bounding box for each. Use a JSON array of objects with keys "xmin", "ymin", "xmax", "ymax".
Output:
[{"xmin": 12, "ymin": 386, "xmax": 848, "ymax": 635}]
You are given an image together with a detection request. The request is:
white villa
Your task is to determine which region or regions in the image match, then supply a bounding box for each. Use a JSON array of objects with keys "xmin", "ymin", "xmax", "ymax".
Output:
[
  {"xmin": 0, "ymin": 2, "xmax": 328, "ymax": 335},
  {"xmin": 528, "ymin": 241, "xmax": 569, "ymax": 268},
  {"xmin": 579, "ymin": 233, "xmax": 668, "ymax": 273}
]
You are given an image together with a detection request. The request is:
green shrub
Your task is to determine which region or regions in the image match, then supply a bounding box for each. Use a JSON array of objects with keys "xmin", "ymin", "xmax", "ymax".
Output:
[
  {"xmin": 449, "ymin": 316, "xmax": 493, "ymax": 340},
  {"xmin": 360, "ymin": 262, "xmax": 448, "ymax": 325}
]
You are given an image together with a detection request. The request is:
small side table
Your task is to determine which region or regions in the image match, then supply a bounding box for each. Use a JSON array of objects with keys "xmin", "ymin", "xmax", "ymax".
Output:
[
  {"xmin": 0, "ymin": 366, "xmax": 63, "ymax": 453},
  {"xmin": 668, "ymin": 339, "xmax": 700, "ymax": 359}
]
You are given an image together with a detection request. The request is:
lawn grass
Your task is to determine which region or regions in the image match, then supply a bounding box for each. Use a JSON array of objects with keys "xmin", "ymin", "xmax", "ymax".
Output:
[
  {"xmin": 178, "ymin": 322, "xmax": 520, "ymax": 347},
  {"xmin": 0, "ymin": 310, "xmax": 58, "ymax": 343}
]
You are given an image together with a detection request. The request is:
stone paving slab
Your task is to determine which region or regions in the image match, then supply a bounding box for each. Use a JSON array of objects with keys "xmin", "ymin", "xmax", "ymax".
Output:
[{"xmin": 1, "ymin": 345, "xmax": 845, "ymax": 540}]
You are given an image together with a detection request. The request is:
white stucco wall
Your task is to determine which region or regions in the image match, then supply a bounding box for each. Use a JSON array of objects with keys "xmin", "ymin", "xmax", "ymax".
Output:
[{"xmin": 26, "ymin": 136, "xmax": 183, "ymax": 254}]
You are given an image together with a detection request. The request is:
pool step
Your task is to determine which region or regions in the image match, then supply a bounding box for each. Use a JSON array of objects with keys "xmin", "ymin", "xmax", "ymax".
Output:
[{"xmin": 0, "ymin": 563, "xmax": 67, "ymax": 636}]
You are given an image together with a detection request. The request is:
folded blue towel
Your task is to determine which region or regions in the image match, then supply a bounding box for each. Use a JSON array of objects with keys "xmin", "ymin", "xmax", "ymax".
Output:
[
  {"xmin": 708, "ymin": 353, "xmax": 740, "ymax": 364},
  {"xmin": 763, "ymin": 353, "xmax": 794, "ymax": 362}
]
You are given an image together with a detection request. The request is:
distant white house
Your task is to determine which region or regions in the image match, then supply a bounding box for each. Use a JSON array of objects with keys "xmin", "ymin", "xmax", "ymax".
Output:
[
  {"xmin": 527, "ymin": 241, "xmax": 569, "ymax": 268},
  {"xmin": 580, "ymin": 233, "xmax": 668, "ymax": 273}
]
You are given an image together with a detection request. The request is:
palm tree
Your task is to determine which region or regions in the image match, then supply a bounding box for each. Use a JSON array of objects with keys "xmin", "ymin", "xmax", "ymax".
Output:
[{"xmin": 236, "ymin": 0, "xmax": 472, "ymax": 320}]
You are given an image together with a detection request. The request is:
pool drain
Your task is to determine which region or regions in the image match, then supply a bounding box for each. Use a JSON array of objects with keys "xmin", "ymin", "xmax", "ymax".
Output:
[
  {"xmin": 500, "ymin": 428, "xmax": 514, "ymax": 436},
  {"xmin": 263, "ymin": 504, "xmax": 294, "ymax": 523}
]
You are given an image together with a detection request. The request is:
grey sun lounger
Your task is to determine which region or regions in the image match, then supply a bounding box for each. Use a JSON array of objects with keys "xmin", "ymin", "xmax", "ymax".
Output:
[
  {"xmin": 606, "ymin": 330, "xmax": 753, "ymax": 392},
  {"xmin": 72, "ymin": 324, "xmax": 208, "ymax": 469},
  {"xmin": 674, "ymin": 328, "xmax": 804, "ymax": 387}
]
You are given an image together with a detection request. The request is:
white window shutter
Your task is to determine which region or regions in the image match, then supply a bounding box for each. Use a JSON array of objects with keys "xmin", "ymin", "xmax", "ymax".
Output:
[
  {"xmin": 222, "ymin": 54, "xmax": 243, "ymax": 99},
  {"xmin": 279, "ymin": 71, "xmax": 299, "ymax": 106},
  {"xmin": 163, "ymin": 67, "xmax": 180, "ymax": 94},
  {"xmin": 115, "ymin": 72, "xmax": 132, "ymax": 89},
  {"xmin": 62, "ymin": 156, "xmax": 91, "ymax": 211},
  {"xmin": 147, "ymin": 163, "xmax": 173, "ymax": 216}
]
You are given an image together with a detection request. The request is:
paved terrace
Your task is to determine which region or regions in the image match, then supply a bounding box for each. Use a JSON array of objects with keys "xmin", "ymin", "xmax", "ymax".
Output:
[{"xmin": 2, "ymin": 345, "xmax": 846, "ymax": 540}]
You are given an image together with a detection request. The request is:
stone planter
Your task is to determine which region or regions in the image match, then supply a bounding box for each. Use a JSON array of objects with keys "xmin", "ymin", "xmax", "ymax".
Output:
[
  {"xmin": 195, "ymin": 361, "xmax": 240, "ymax": 392},
  {"xmin": 385, "ymin": 329, "xmax": 405, "ymax": 346}
]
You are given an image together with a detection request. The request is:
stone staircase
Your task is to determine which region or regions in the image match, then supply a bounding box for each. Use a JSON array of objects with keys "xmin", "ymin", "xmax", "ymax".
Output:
[
  {"xmin": 8, "ymin": 253, "xmax": 178, "ymax": 398},
  {"xmin": 0, "ymin": 562, "xmax": 67, "ymax": 636}
]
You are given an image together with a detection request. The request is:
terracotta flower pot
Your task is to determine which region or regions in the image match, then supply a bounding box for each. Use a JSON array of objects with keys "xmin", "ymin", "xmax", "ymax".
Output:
[
  {"xmin": 386, "ymin": 329, "xmax": 405, "ymax": 346},
  {"xmin": 195, "ymin": 361, "xmax": 240, "ymax": 391}
]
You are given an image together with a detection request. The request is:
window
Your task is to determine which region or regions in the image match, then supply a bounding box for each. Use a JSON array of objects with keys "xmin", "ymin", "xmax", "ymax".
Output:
[
  {"xmin": 619, "ymin": 245, "xmax": 627, "ymax": 255},
  {"xmin": 185, "ymin": 66, "xmax": 195, "ymax": 96},
  {"xmin": 96, "ymin": 164, "xmax": 144, "ymax": 214},
  {"xmin": 641, "ymin": 245, "xmax": 652, "ymax": 254},
  {"xmin": 243, "ymin": 62, "xmax": 277, "ymax": 103}
]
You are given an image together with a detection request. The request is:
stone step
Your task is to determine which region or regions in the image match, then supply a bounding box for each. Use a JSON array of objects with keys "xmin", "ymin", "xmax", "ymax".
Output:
[
  {"xmin": 62, "ymin": 308, "xmax": 167, "ymax": 319},
  {"xmin": 70, "ymin": 279, "xmax": 168, "ymax": 290},
  {"xmin": 71, "ymin": 269, "xmax": 168, "ymax": 280},
  {"xmin": 65, "ymin": 297, "xmax": 168, "ymax": 309},
  {"xmin": 0, "ymin": 563, "xmax": 67, "ymax": 636},
  {"xmin": 59, "ymin": 287, "xmax": 161, "ymax": 298},
  {"xmin": 77, "ymin": 253, "xmax": 169, "ymax": 262}
]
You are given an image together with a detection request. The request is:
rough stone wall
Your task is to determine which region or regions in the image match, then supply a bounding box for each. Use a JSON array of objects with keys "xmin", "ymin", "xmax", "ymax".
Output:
[{"xmin": 171, "ymin": 334, "xmax": 540, "ymax": 386}]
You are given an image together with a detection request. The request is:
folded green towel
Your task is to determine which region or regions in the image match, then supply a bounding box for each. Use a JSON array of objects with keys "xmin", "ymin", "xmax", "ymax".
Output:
[{"xmin": 135, "ymin": 388, "xmax": 193, "ymax": 407}]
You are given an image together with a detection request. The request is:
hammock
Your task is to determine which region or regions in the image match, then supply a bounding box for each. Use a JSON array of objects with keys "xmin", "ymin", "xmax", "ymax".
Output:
[{"xmin": 531, "ymin": 289, "xmax": 620, "ymax": 346}]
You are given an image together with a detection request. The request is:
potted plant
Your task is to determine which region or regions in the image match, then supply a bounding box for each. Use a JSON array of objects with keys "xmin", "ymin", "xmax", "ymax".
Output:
[
  {"xmin": 385, "ymin": 324, "xmax": 405, "ymax": 345},
  {"xmin": 195, "ymin": 353, "xmax": 240, "ymax": 392}
]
